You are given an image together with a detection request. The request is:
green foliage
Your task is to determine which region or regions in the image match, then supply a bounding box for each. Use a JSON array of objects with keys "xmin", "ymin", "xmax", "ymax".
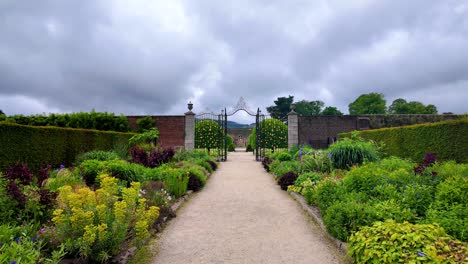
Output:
[
  {"xmin": 45, "ymin": 168, "xmax": 84, "ymax": 192},
  {"xmin": 163, "ymin": 168, "xmax": 189, "ymax": 198},
  {"xmin": 425, "ymin": 176, "xmax": 468, "ymax": 241},
  {"xmin": 348, "ymin": 220, "xmax": 467, "ymax": 263},
  {"xmin": 78, "ymin": 159, "xmax": 151, "ymax": 185},
  {"xmin": 128, "ymin": 128, "xmax": 159, "ymax": 146},
  {"xmin": 327, "ymin": 138, "xmax": 379, "ymax": 169},
  {"xmin": 195, "ymin": 120, "xmax": 223, "ymax": 151},
  {"xmin": 258, "ymin": 118, "xmax": 287, "ymax": 150},
  {"xmin": 0, "ymin": 224, "xmax": 65, "ymax": 264},
  {"xmin": 348, "ymin": 92, "xmax": 387, "ymax": 114},
  {"xmin": 173, "ymin": 149, "xmax": 213, "ymax": 163},
  {"xmin": 136, "ymin": 116, "xmax": 156, "ymax": 133},
  {"xmin": 271, "ymin": 161, "xmax": 300, "ymax": 179},
  {"xmin": 321, "ymin": 106, "xmax": 343, "ymax": 116},
  {"xmin": 0, "ymin": 122, "xmax": 135, "ymax": 171},
  {"xmin": 5, "ymin": 111, "xmax": 131, "ymax": 132},
  {"xmin": 276, "ymin": 152, "xmax": 292, "ymax": 161},
  {"xmin": 0, "ymin": 110, "xmax": 5, "ymax": 121},
  {"xmin": 75, "ymin": 150, "xmax": 120, "ymax": 164},
  {"xmin": 226, "ymin": 134, "xmax": 235, "ymax": 152},
  {"xmin": 266, "ymin": 95, "xmax": 294, "ymax": 122},
  {"xmin": 300, "ymin": 151, "xmax": 332, "ymax": 173},
  {"xmin": 388, "ymin": 98, "xmax": 438, "ymax": 114},
  {"xmin": 294, "ymin": 100, "xmax": 324, "ymax": 116},
  {"xmin": 52, "ymin": 175, "xmax": 159, "ymax": 261},
  {"xmin": 0, "ymin": 177, "xmax": 17, "ymax": 222},
  {"xmin": 294, "ymin": 172, "xmax": 321, "ymax": 186},
  {"xmin": 340, "ymin": 119, "xmax": 468, "ymax": 162}
]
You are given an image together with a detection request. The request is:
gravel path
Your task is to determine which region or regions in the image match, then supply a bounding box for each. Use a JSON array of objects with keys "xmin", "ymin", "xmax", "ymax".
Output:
[{"xmin": 151, "ymin": 151, "xmax": 342, "ymax": 264}]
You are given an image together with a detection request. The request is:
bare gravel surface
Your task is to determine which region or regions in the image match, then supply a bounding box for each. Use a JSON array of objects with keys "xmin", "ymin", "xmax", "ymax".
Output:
[{"xmin": 151, "ymin": 151, "xmax": 343, "ymax": 264}]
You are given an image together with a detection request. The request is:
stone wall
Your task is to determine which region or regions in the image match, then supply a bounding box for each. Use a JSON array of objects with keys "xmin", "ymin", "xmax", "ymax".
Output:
[
  {"xmin": 227, "ymin": 128, "xmax": 252, "ymax": 147},
  {"xmin": 127, "ymin": 115, "xmax": 185, "ymax": 148},
  {"xmin": 297, "ymin": 114, "xmax": 460, "ymax": 149}
]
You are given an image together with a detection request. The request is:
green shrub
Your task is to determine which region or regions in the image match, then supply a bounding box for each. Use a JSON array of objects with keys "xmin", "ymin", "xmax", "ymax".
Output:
[
  {"xmin": 257, "ymin": 118, "xmax": 287, "ymax": 150},
  {"xmin": 128, "ymin": 128, "xmax": 159, "ymax": 146},
  {"xmin": 328, "ymin": 138, "xmax": 379, "ymax": 169},
  {"xmin": 324, "ymin": 197, "xmax": 415, "ymax": 241},
  {"xmin": 291, "ymin": 146, "xmax": 314, "ymax": 159},
  {"xmin": 226, "ymin": 135, "xmax": 235, "ymax": 152},
  {"xmin": 432, "ymin": 161, "xmax": 468, "ymax": 179},
  {"xmin": 276, "ymin": 152, "xmax": 292, "ymax": 161},
  {"xmin": 340, "ymin": 119, "xmax": 468, "ymax": 162},
  {"xmin": 5, "ymin": 111, "xmax": 131, "ymax": 132},
  {"xmin": 271, "ymin": 161, "xmax": 300, "ymax": 179},
  {"xmin": 300, "ymin": 151, "xmax": 332, "ymax": 173},
  {"xmin": 0, "ymin": 177, "xmax": 17, "ymax": 223},
  {"xmin": 45, "ymin": 168, "xmax": 84, "ymax": 192},
  {"xmin": 195, "ymin": 120, "xmax": 223, "ymax": 151},
  {"xmin": 425, "ymin": 176, "xmax": 468, "ymax": 241},
  {"xmin": 163, "ymin": 168, "xmax": 189, "ymax": 198},
  {"xmin": 136, "ymin": 116, "xmax": 155, "ymax": 133},
  {"xmin": 0, "ymin": 122, "xmax": 135, "ymax": 171},
  {"xmin": 75, "ymin": 150, "xmax": 120, "ymax": 164},
  {"xmin": 294, "ymin": 172, "xmax": 322, "ymax": 186},
  {"xmin": 400, "ymin": 183, "xmax": 434, "ymax": 216},
  {"xmin": 78, "ymin": 159, "xmax": 149, "ymax": 186},
  {"xmin": 173, "ymin": 149, "xmax": 212, "ymax": 162},
  {"xmin": 348, "ymin": 220, "xmax": 467, "ymax": 263},
  {"xmin": 313, "ymin": 179, "xmax": 343, "ymax": 212}
]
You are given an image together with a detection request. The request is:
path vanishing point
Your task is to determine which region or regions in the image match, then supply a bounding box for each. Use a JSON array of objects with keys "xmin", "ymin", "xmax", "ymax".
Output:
[{"xmin": 152, "ymin": 151, "xmax": 343, "ymax": 264}]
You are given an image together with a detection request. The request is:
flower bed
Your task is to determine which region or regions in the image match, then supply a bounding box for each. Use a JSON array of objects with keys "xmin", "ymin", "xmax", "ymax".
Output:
[{"xmin": 264, "ymin": 138, "xmax": 467, "ymax": 263}]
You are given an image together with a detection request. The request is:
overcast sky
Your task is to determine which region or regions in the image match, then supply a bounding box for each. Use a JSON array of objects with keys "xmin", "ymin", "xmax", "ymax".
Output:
[{"xmin": 1, "ymin": 0, "xmax": 467, "ymax": 123}]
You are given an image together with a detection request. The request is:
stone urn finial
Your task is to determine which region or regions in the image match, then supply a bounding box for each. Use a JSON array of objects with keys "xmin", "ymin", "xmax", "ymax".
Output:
[{"xmin": 188, "ymin": 101, "xmax": 193, "ymax": 111}]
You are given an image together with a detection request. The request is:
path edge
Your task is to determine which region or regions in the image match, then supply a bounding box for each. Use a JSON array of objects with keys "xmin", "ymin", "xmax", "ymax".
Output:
[{"xmin": 288, "ymin": 191, "xmax": 348, "ymax": 255}]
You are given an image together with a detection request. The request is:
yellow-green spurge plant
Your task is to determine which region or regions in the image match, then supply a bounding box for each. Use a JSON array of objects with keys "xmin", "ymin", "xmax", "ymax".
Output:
[{"xmin": 52, "ymin": 174, "xmax": 159, "ymax": 262}]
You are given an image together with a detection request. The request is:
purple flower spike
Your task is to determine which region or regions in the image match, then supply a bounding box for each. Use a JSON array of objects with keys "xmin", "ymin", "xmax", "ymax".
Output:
[
  {"xmin": 417, "ymin": 251, "xmax": 427, "ymax": 257},
  {"xmin": 59, "ymin": 164, "xmax": 65, "ymax": 169}
]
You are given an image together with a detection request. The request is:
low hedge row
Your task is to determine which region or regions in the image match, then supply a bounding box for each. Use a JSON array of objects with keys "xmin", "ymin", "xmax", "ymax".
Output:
[
  {"xmin": 339, "ymin": 120, "xmax": 468, "ymax": 162},
  {"xmin": 0, "ymin": 122, "xmax": 136, "ymax": 171}
]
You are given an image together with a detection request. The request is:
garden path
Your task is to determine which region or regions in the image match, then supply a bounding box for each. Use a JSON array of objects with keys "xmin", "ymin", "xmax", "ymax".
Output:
[{"xmin": 151, "ymin": 151, "xmax": 342, "ymax": 264}]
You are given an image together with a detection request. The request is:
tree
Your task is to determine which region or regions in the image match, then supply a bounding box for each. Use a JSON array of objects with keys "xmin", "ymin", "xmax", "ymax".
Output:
[
  {"xmin": 321, "ymin": 106, "xmax": 343, "ymax": 116},
  {"xmin": 266, "ymin": 96, "xmax": 294, "ymax": 122},
  {"xmin": 349, "ymin": 93, "xmax": 386, "ymax": 114},
  {"xmin": 295, "ymin": 100, "xmax": 324, "ymax": 116},
  {"xmin": 258, "ymin": 118, "xmax": 288, "ymax": 151},
  {"xmin": 0, "ymin": 110, "xmax": 5, "ymax": 121},
  {"xmin": 136, "ymin": 116, "xmax": 156, "ymax": 132},
  {"xmin": 388, "ymin": 98, "xmax": 438, "ymax": 114},
  {"xmin": 195, "ymin": 120, "xmax": 223, "ymax": 152}
]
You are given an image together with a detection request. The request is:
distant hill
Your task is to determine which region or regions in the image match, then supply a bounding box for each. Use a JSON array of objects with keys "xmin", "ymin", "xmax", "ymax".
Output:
[{"xmin": 227, "ymin": 121, "xmax": 254, "ymax": 128}]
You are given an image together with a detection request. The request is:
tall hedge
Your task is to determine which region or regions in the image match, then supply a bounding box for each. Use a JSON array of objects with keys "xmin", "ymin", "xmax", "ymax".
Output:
[
  {"xmin": 339, "ymin": 120, "xmax": 468, "ymax": 162},
  {"xmin": 0, "ymin": 122, "xmax": 136, "ymax": 171}
]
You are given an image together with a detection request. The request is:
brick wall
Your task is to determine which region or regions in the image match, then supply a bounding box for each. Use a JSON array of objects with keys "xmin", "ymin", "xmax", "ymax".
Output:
[
  {"xmin": 298, "ymin": 114, "xmax": 459, "ymax": 149},
  {"xmin": 127, "ymin": 116, "xmax": 185, "ymax": 148},
  {"xmin": 227, "ymin": 128, "xmax": 253, "ymax": 147}
]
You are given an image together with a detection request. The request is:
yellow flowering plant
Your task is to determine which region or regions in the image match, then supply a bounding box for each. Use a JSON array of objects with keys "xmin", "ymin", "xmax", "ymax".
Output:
[{"xmin": 52, "ymin": 174, "xmax": 159, "ymax": 262}]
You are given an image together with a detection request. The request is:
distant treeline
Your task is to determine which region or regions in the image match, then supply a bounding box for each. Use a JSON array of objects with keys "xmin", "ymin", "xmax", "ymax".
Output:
[{"xmin": 0, "ymin": 111, "xmax": 131, "ymax": 132}]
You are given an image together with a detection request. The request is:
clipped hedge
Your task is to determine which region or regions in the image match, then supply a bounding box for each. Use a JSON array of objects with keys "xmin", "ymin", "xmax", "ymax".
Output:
[
  {"xmin": 0, "ymin": 122, "xmax": 136, "ymax": 171},
  {"xmin": 339, "ymin": 120, "xmax": 468, "ymax": 162}
]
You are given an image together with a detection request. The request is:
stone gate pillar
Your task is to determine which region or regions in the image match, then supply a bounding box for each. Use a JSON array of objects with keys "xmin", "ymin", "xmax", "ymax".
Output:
[
  {"xmin": 184, "ymin": 102, "xmax": 195, "ymax": 150},
  {"xmin": 288, "ymin": 104, "xmax": 299, "ymax": 150}
]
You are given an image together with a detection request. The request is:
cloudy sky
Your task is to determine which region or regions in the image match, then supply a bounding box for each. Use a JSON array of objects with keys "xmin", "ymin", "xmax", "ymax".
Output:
[{"xmin": 1, "ymin": 0, "xmax": 467, "ymax": 123}]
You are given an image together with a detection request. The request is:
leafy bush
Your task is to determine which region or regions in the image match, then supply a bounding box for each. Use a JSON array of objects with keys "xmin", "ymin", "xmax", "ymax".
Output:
[
  {"xmin": 195, "ymin": 120, "xmax": 223, "ymax": 151},
  {"xmin": 0, "ymin": 122, "xmax": 135, "ymax": 171},
  {"xmin": 136, "ymin": 116, "xmax": 155, "ymax": 133},
  {"xmin": 45, "ymin": 168, "xmax": 84, "ymax": 192},
  {"xmin": 271, "ymin": 161, "xmax": 300, "ymax": 179},
  {"xmin": 257, "ymin": 118, "xmax": 288, "ymax": 150},
  {"xmin": 300, "ymin": 150, "xmax": 332, "ymax": 173},
  {"xmin": 277, "ymin": 172, "xmax": 298, "ymax": 190},
  {"xmin": 340, "ymin": 119, "xmax": 468, "ymax": 162},
  {"xmin": 348, "ymin": 220, "xmax": 467, "ymax": 263},
  {"xmin": 128, "ymin": 128, "xmax": 159, "ymax": 146},
  {"xmin": 75, "ymin": 150, "xmax": 120, "ymax": 164},
  {"xmin": 226, "ymin": 135, "xmax": 235, "ymax": 152},
  {"xmin": 294, "ymin": 172, "xmax": 322, "ymax": 186},
  {"xmin": 328, "ymin": 138, "xmax": 379, "ymax": 169},
  {"xmin": 173, "ymin": 149, "xmax": 213, "ymax": 163},
  {"xmin": 324, "ymin": 199, "xmax": 414, "ymax": 241},
  {"xmin": 261, "ymin": 157, "xmax": 272, "ymax": 171},
  {"xmin": 291, "ymin": 146, "xmax": 313, "ymax": 160},
  {"xmin": 163, "ymin": 168, "xmax": 189, "ymax": 198},
  {"xmin": 276, "ymin": 152, "xmax": 292, "ymax": 161},
  {"xmin": 78, "ymin": 159, "xmax": 149, "ymax": 185},
  {"xmin": 425, "ymin": 176, "xmax": 468, "ymax": 241},
  {"xmin": 432, "ymin": 160, "xmax": 468, "ymax": 179},
  {"xmin": 0, "ymin": 224, "xmax": 65, "ymax": 264},
  {"xmin": 5, "ymin": 111, "xmax": 132, "ymax": 132},
  {"xmin": 52, "ymin": 175, "xmax": 159, "ymax": 261}
]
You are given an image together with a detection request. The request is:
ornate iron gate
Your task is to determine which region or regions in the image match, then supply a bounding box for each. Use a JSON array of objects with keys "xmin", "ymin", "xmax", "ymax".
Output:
[
  {"xmin": 195, "ymin": 111, "xmax": 227, "ymax": 161},
  {"xmin": 255, "ymin": 108, "xmax": 266, "ymax": 161}
]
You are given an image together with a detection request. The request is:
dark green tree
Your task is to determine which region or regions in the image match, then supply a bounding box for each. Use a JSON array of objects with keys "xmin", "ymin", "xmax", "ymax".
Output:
[
  {"xmin": 295, "ymin": 100, "xmax": 324, "ymax": 116},
  {"xmin": 388, "ymin": 99, "xmax": 438, "ymax": 114},
  {"xmin": 136, "ymin": 116, "xmax": 156, "ymax": 132},
  {"xmin": 0, "ymin": 110, "xmax": 5, "ymax": 121},
  {"xmin": 266, "ymin": 96, "xmax": 294, "ymax": 122},
  {"xmin": 321, "ymin": 106, "xmax": 343, "ymax": 116},
  {"xmin": 349, "ymin": 93, "xmax": 387, "ymax": 114}
]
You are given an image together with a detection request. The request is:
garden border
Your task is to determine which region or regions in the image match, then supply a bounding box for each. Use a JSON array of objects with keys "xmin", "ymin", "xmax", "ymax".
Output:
[{"xmin": 288, "ymin": 191, "xmax": 348, "ymax": 255}]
